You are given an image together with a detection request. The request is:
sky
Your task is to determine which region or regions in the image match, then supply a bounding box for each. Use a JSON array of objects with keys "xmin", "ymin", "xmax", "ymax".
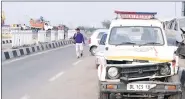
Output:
[{"xmin": 2, "ymin": 2, "xmax": 183, "ymax": 28}]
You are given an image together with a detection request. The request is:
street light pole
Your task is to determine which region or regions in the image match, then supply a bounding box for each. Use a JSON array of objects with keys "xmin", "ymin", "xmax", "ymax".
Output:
[{"xmin": 175, "ymin": 2, "xmax": 177, "ymax": 17}]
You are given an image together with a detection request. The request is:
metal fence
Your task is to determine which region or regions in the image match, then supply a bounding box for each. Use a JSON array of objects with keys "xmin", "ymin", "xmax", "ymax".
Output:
[
  {"xmin": 11, "ymin": 30, "xmax": 65, "ymax": 48},
  {"xmin": 2, "ymin": 28, "xmax": 86, "ymax": 48}
]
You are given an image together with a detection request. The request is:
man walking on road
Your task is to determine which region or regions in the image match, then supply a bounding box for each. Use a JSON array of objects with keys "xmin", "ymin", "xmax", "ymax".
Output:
[{"xmin": 73, "ymin": 28, "xmax": 85, "ymax": 59}]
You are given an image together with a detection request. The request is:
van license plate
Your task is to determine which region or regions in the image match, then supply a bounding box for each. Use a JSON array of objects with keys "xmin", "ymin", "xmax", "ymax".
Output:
[{"xmin": 127, "ymin": 84, "xmax": 156, "ymax": 91}]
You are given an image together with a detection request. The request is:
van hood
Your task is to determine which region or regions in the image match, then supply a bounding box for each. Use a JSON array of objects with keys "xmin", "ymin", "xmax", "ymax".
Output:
[{"xmin": 104, "ymin": 46, "xmax": 178, "ymax": 63}]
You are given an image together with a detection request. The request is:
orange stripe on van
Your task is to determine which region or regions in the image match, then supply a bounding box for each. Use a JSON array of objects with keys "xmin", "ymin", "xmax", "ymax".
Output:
[{"xmin": 106, "ymin": 56, "xmax": 172, "ymax": 63}]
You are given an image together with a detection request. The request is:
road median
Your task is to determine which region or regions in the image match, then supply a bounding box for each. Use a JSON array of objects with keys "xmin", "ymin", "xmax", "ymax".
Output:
[
  {"xmin": 2, "ymin": 39, "xmax": 12, "ymax": 44},
  {"xmin": 2, "ymin": 39, "xmax": 73, "ymax": 61}
]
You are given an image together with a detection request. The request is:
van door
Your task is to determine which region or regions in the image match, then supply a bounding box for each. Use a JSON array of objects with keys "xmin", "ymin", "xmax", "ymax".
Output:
[{"xmin": 96, "ymin": 34, "xmax": 107, "ymax": 55}]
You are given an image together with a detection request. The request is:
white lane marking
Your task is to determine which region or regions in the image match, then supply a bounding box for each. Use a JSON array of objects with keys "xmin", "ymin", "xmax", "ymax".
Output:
[
  {"xmin": 2, "ymin": 45, "xmax": 73, "ymax": 65},
  {"xmin": 49, "ymin": 72, "xmax": 64, "ymax": 82},
  {"xmin": 72, "ymin": 60, "xmax": 83, "ymax": 65},
  {"xmin": 20, "ymin": 94, "xmax": 30, "ymax": 99}
]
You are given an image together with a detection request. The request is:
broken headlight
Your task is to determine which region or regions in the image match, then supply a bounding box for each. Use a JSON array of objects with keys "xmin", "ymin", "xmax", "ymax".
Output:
[{"xmin": 159, "ymin": 64, "xmax": 171, "ymax": 76}]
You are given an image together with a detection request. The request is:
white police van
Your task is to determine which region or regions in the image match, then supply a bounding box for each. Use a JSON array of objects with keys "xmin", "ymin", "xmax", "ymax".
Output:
[
  {"xmin": 97, "ymin": 11, "xmax": 185, "ymax": 99},
  {"xmin": 166, "ymin": 17, "xmax": 185, "ymax": 58}
]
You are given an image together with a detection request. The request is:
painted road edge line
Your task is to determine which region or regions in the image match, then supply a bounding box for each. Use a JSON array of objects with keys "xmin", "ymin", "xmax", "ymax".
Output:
[
  {"xmin": 2, "ymin": 40, "xmax": 73, "ymax": 61},
  {"xmin": 20, "ymin": 94, "xmax": 30, "ymax": 99},
  {"xmin": 49, "ymin": 72, "xmax": 64, "ymax": 82},
  {"xmin": 2, "ymin": 44, "xmax": 73, "ymax": 65},
  {"xmin": 72, "ymin": 60, "xmax": 83, "ymax": 66}
]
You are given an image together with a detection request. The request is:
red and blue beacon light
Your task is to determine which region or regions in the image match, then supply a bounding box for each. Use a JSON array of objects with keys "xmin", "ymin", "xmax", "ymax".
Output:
[{"xmin": 114, "ymin": 11, "xmax": 157, "ymax": 20}]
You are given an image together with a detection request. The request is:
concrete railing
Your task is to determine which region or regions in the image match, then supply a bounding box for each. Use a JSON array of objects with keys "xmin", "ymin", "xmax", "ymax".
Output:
[
  {"xmin": 10, "ymin": 30, "xmax": 66, "ymax": 48},
  {"xmin": 2, "ymin": 29, "xmax": 86, "ymax": 48},
  {"xmin": 67, "ymin": 30, "xmax": 85, "ymax": 39},
  {"xmin": 2, "ymin": 39, "xmax": 74, "ymax": 61}
]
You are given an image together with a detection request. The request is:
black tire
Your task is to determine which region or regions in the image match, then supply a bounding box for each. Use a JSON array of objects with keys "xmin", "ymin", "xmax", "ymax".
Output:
[
  {"xmin": 98, "ymin": 81, "xmax": 108, "ymax": 99},
  {"xmin": 95, "ymin": 59, "xmax": 99, "ymax": 69},
  {"xmin": 90, "ymin": 46, "xmax": 97, "ymax": 56},
  {"xmin": 168, "ymin": 74, "xmax": 184, "ymax": 99},
  {"xmin": 98, "ymin": 82, "xmax": 116, "ymax": 99},
  {"xmin": 182, "ymin": 87, "xmax": 185, "ymax": 99},
  {"xmin": 96, "ymin": 64, "xmax": 99, "ymax": 69},
  {"xmin": 109, "ymin": 93, "xmax": 117, "ymax": 99},
  {"xmin": 99, "ymin": 93, "xmax": 109, "ymax": 99},
  {"xmin": 168, "ymin": 93, "xmax": 182, "ymax": 99}
]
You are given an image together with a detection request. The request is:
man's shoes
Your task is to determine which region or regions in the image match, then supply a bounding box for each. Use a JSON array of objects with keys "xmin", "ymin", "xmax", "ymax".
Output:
[
  {"xmin": 81, "ymin": 53, "xmax": 83, "ymax": 57},
  {"xmin": 77, "ymin": 56, "xmax": 80, "ymax": 59}
]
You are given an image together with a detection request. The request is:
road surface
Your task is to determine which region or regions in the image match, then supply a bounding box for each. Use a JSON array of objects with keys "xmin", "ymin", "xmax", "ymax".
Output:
[
  {"xmin": 2, "ymin": 44, "xmax": 98, "ymax": 99},
  {"xmin": 2, "ymin": 44, "xmax": 185, "ymax": 99}
]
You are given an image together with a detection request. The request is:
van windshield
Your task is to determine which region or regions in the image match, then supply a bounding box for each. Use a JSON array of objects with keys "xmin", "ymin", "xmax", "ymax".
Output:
[{"xmin": 109, "ymin": 26, "xmax": 164, "ymax": 45}]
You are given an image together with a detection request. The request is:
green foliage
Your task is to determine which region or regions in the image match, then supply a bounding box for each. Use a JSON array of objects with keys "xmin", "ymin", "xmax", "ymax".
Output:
[{"xmin": 101, "ymin": 20, "xmax": 111, "ymax": 29}]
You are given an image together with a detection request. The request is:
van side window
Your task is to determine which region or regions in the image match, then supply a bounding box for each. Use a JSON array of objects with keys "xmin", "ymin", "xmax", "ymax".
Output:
[{"xmin": 97, "ymin": 32, "xmax": 105, "ymax": 39}]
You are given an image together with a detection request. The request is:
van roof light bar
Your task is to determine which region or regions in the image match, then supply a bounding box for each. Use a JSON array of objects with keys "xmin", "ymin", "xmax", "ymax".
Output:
[{"xmin": 115, "ymin": 10, "xmax": 157, "ymax": 20}]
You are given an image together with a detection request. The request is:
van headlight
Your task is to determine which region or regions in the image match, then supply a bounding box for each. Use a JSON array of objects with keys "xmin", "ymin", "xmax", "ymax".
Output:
[
  {"xmin": 108, "ymin": 67, "xmax": 119, "ymax": 78},
  {"xmin": 159, "ymin": 64, "xmax": 171, "ymax": 76}
]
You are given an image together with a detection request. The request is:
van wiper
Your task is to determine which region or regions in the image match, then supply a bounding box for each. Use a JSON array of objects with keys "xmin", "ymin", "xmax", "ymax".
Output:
[
  {"xmin": 115, "ymin": 42, "xmax": 136, "ymax": 46},
  {"xmin": 139, "ymin": 42, "xmax": 162, "ymax": 46}
]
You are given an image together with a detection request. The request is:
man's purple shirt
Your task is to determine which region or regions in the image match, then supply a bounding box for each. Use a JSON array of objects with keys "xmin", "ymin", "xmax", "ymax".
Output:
[{"xmin": 73, "ymin": 32, "xmax": 85, "ymax": 44}]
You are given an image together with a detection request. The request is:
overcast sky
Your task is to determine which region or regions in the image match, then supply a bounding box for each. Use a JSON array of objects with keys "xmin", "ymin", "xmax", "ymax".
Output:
[{"xmin": 2, "ymin": 2, "xmax": 183, "ymax": 28}]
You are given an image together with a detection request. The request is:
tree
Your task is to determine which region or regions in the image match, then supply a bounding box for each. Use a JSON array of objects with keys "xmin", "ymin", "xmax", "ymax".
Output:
[
  {"xmin": 88, "ymin": 27, "xmax": 96, "ymax": 32},
  {"xmin": 62, "ymin": 25, "xmax": 69, "ymax": 32},
  {"xmin": 40, "ymin": 16, "xmax": 44, "ymax": 22},
  {"xmin": 101, "ymin": 20, "xmax": 111, "ymax": 29},
  {"xmin": 77, "ymin": 26, "xmax": 86, "ymax": 30}
]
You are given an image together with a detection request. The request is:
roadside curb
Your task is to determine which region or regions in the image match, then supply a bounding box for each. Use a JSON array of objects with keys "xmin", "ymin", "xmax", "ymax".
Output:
[
  {"xmin": 2, "ymin": 39, "xmax": 73, "ymax": 61},
  {"xmin": 2, "ymin": 39, "xmax": 12, "ymax": 44}
]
